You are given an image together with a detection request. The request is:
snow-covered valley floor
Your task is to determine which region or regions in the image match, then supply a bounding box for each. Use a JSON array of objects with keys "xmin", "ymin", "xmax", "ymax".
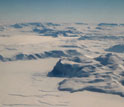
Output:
[{"xmin": 1, "ymin": 59, "xmax": 124, "ymax": 107}]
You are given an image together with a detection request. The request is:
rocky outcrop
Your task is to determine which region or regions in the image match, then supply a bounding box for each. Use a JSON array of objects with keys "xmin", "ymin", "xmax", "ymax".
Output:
[
  {"xmin": 48, "ymin": 53, "xmax": 124, "ymax": 97},
  {"xmin": 48, "ymin": 56, "xmax": 100, "ymax": 77},
  {"xmin": 106, "ymin": 44, "xmax": 124, "ymax": 53}
]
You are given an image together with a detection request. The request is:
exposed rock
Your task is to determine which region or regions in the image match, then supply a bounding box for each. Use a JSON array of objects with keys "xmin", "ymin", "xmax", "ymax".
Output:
[
  {"xmin": 44, "ymin": 50, "xmax": 67, "ymax": 58},
  {"xmin": 0, "ymin": 50, "xmax": 67, "ymax": 62},
  {"xmin": 0, "ymin": 55, "xmax": 4, "ymax": 61},
  {"xmin": 78, "ymin": 35, "xmax": 124, "ymax": 40},
  {"xmin": 11, "ymin": 24, "xmax": 23, "ymax": 28},
  {"xmin": 48, "ymin": 56, "xmax": 100, "ymax": 77},
  {"xmin": 106, "ymin": 44, "xmax": 124, "ymax": 53},
  {"xmin": 66, "ymin": 50, "xmax": 81, "ymax": 56},
  {"xmin": 98, "ymin": 23, "xmax": 118, "ymax": 26},
  {"xmin": 95, "ymin": 53, "xmax": 124, "ymax": 70}
]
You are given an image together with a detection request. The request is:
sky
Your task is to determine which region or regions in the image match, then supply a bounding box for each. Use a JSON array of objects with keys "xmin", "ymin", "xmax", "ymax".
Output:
[{"xmin": 0, "ymin": 0, "xmax": 124, "ymax": 24}]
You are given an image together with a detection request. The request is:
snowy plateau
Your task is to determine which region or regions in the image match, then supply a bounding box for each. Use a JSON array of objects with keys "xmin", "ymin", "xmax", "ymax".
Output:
[{"xmin": 0, "ymin": 22, "xmax": 124, "ymax": 107}]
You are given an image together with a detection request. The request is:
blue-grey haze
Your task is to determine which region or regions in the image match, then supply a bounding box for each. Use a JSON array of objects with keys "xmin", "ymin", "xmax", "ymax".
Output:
[{"xmin": 0, "ymin": 0, "xmax": 124, "ymax": 23}]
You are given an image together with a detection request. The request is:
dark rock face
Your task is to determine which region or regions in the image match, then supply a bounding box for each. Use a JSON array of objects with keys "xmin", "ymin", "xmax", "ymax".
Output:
[
  {"xmin": 27, "ymin": 54, "xmax": 37, "ymax": 60},
  {"xmin": 11, "ymin": 24, "xmax": 23, "ymax": 28},
  {"xmin": 0, "ymin": 50, "xmax": 68, "ymax": 62},
  {"xmin": 0, "ymin": 55, "xmax": 4, "ymax": 61},
  {"xmin": 95, "ymin": 53, "xmax": 123, "ymax": 65},
  {"xmin": 78, "ymin": 35, "xmax": 124, "ymax": 40},
  {"xmin": 98, "ymin": 23, "xmax": 118, "ymax": 26},
  {"xmin": 106, "ymin": 44, "xmax": 124, "ymax": 53},
  {"xmin": 95, "ymin": 53, "xmax": 124, "ymax": 70},
  {"xmin": 46, "ymin": 22, "xmax": 60, "ymax": 26},
  {"xmin": 48, "ymin": 56, "xmax": 99, "ymax": 77},
  {"xmin": 44, "ymin": 50, "xmax": 67, "ymax": 58},
  {"xmin": 66, "ymin": 50, "xmax": 81, "ymax": 56},
  {"xmin": 48, "ymin": 59, "xmax": 83, "ymax": 77},
  {"xmin": 15, "ymin": 53, "xmax": 26, "ymax": 60}
]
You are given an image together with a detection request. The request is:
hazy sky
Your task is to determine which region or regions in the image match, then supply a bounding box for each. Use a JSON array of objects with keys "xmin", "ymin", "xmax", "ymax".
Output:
[{"xmin": 0, "ymin": 0, "xmax": 124, "ymax": 24}]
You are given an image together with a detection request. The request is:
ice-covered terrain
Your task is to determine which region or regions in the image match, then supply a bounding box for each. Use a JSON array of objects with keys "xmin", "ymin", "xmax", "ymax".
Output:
[
  {"xmin": 49, "ymin": 53, "xmax": 124, "ymax": 97},
  {"xmin": 0, "ymin": 22, "xmax": 124, "ymax": 107}
]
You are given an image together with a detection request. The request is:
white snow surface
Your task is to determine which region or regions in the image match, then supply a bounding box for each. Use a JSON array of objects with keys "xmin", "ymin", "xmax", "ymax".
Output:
[{"xmin": 0, "ymin": 22, "xmax": 124, "ymax": 107}]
